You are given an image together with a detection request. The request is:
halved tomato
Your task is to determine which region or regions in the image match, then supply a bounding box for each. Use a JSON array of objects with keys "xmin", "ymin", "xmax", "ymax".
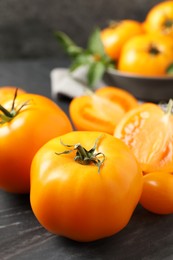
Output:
[{"xmin": 114, "ymin": 101, "xmax": 173, "ymax": 173}]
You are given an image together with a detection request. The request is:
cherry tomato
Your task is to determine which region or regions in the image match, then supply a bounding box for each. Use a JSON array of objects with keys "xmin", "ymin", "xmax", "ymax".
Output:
[
  {"xmin": 140, "ymin": 171, "xmax": 173, "ymax": 215},
  {"xmin": 30, "ymin": 131, "xmax": 143, "ymax": 242},
  {"xmin": 0, "ymin": 92, "xmax": 72, "ymax": 193}
]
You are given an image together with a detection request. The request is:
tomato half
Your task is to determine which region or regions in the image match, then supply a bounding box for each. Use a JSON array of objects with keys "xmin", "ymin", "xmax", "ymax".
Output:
[
  {"xmin": 140, "ymin": 171, "xmax": 173, "ymax": 215},
  {"xmin": 30, "ymin": 131, "xmax": 143, "ymax": 242},
  {"xmin": 69, "ymin": 94, "xmax": 125, "ymax": 134},
  {"xmin": 114, "ymin": 101, "xmax": 173, "ymax": 173},
  {"xmin": 95, "ymin": 86, "xmax": 138, "ymax": 112},
  {"xmin": 0, "ymin": 93, "xmax": 72, "ymax": 193}
]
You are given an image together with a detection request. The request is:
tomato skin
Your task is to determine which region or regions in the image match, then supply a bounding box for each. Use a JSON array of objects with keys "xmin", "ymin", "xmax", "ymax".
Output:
[
  {"xmin": 101, "ymin": 20, "xmax": 143, "ymax": 60},
  {"xmin": 30, "ymin": 131, "xmax": 143, "ymax": 242},
  {"xmin": 0, "ymin": 93, "xmax": 72, "ymax": 193},
  {"xmin": 140, "ymin": 172, "xmax": 173, "ymax": 215},
  {"xmin": 118, "ymin": 34, "xmax": 173, "ymax": 76}
]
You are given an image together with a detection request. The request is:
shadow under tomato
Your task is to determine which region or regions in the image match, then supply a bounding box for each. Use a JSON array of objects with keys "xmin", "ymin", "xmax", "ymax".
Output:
[{"xmin": 52, "ymin": 204, "xmax": 173, "ymax": 259}]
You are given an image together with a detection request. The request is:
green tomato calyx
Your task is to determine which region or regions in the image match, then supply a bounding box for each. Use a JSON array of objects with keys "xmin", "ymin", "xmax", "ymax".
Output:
[{"xmin": 55, "ymin": 135, "xmax": 105, "ymax": 173}]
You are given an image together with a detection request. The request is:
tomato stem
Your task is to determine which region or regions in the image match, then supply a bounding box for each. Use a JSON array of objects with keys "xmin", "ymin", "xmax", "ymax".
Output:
[
  {"xmin": 0, "ymin": 88, "xmax": 29, "ymax": 124},
  {"xmin": 0, "ymin": 104, "xmax": 13, "ymax": 118},
  {"xmin": 56, "ymin": 136, "xmax": 105, "ymax": 173}
]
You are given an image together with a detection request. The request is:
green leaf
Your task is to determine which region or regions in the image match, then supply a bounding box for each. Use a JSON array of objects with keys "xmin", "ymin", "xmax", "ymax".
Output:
[
  {"xmin": 87, "ymin": 28, "xmax": 105, "ymax": 57},
  {"xmin": 166, "ymin": 63, "xmax": 173, "ymax": 75},
  {"xmin": 87, "ymin": 61, "xmax": 106, "ymax": 88},
  {"xmin": 54, "ymin": 31, "xmax": 83, "ymax": 57},
  {"xmin": 70, "ymin": 53, "xmax": 92, "ymax": 71}
]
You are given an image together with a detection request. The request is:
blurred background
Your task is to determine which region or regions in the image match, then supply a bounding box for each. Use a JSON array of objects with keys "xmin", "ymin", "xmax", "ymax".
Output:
[{"xmin": 0, "ymin": 0, "xmax": 164, "ymax": 60}]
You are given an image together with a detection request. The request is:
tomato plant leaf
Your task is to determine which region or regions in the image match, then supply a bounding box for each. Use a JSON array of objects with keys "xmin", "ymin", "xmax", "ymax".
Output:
[
  {"xmin": 54, "ymin": 29, "xmax": 115, "ymax": 89},
  {"xmin": 87, "ymin": 28, "xmax": 105, "ymax": 57},
  {"xmin": 70, "ymin": 53, "xmax": 93, "ymax": 71},
  {"xmin": 54, "ymin": 31, "xmax": 83, "ymax": 57},
  {"xmin": 166, "ymin": 63, "xmax": 173, "ymax": 75},
  {"xmin": 87, "ymin": 61, "xmax": 105, "ymax": 87}
]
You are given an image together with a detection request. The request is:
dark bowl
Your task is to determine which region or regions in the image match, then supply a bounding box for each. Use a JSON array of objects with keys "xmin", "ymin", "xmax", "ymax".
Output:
[{"xmin": 104, "ymin": 68, "xmax": 173, "ymax": 103}]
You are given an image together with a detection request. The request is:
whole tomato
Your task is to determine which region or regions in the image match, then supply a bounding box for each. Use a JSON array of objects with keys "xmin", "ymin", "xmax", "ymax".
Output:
[
  {"xmin": 118, "ymin": 33, "xmax": 173, "ymax": 76},
  {"xmin": 0, "ymin": 86, "xmax": 26, "ymax": 103},
  {"xmin": 101, "ymin": 19, "xmax": 143, "ymax": 61},
  {"xmin": 0, "ymin": 92, "xmax": 72, "ymax": 193},
  {"xmin": 30, "ymin": 131, "xmax": 143, "ymax": 242},
  {"xmin": 144, "ymin": 1, "xmax": 173, "ymax": 37},
  {"xmin": 140, "ymin": 171, "xmax": 173, "ymax": 215}
]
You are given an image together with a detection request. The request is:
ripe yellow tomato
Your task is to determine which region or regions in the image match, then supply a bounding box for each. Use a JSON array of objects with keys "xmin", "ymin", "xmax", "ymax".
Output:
[
  {"xmin": 144, "ymin": 1, "xmax": 173, "ymax": 37},
  {"xmin": 101, "ymin": 20, "xmax": 143, "ymax": 61},
  {"xmin": 0, "ymin": 93, "xmax": 72, "ymax": 193},
  {"xmin": 30, "ymin": 131, "xmax": 143, "ymax": 242},
  {"xmin": 118, "ymin": 33, "xmax": 173, "ymax": 76}
]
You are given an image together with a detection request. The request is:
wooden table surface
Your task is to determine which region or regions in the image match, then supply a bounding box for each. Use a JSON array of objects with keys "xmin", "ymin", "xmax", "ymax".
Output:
[{"xmin": 0, "ymin": 59, "xmax": 173, "ymax": 260}]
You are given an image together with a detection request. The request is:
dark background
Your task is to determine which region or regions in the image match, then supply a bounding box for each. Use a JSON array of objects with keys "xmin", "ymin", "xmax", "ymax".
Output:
[{"xmin": 0, "ymin": 0, "xmax": 164, "ymax": 59}]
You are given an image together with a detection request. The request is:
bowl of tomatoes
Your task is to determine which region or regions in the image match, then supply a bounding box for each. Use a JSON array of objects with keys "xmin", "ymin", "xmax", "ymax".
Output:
[
  {"xmin": 101, "ymin": 1, "xmax": 173, "ymax": 102},
  {"xmin": 104, "ymin": 68, "xmax": 173, "ymax": 103}
]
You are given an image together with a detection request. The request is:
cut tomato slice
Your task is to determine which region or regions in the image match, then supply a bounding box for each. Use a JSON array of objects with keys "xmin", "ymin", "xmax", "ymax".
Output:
[
  {"xmin": 69, "ymin": 94, "xmax": 125, "ymax": 134},
  {"xmin": 114, "ymin": 102, "xmax": 173, "ymax": 173}
]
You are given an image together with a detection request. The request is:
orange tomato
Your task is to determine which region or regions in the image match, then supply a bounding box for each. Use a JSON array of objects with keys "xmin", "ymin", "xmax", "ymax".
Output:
[
  {"xmin": 30, "ymin": 131, "xmax": 143, "ymax": 242},
  {"xmin": 69, "ymin": 93, "xmax": 125, "ymax": 134},
  {"xmin": 95, "ymin": 86, "xmax": 138, "ymax": 112},
  {"xmin": 118, "ymin": 33, "xmax": 173, "ymax": 76},
  {"xmin": 101, "ymin": 20, "xmax": 143, "ymax": 60},
  {"xmin": 114, "ymin": 101, "xmax": 173, "ymax": 173},
  {"xmin": 101, "ymin": 19, "xmax": 143, "ymax": 61},
  {"xmin": 0, "ymin": 86, "xmax": 26, "ymax": 103},
  {"xmin": 140, "ymin": 171, "xmax": 173, "ymax": 215},
  {"xmin": 144, "ymin": 1, "xmax": 173, "ymax": 37},
  {"xmin": 0, "ymin": 93, "xmax": 72, "ymax": 193}
]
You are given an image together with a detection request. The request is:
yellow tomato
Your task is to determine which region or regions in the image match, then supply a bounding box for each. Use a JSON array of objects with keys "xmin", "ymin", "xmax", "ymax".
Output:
[
  {"xmin": 30, "ymin": 131, "xmax": 143, "ymax": 242},
  {"xmin": 144, "ymin": 1, "xmax": 173, "ymax": 37},
  {"xmin": 101, "ymin": 20, "xmax": 143, "ymax": 61},
  {"xmin": 118, "ymin": 33, "xmax": 173, "ymax": 76}
]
